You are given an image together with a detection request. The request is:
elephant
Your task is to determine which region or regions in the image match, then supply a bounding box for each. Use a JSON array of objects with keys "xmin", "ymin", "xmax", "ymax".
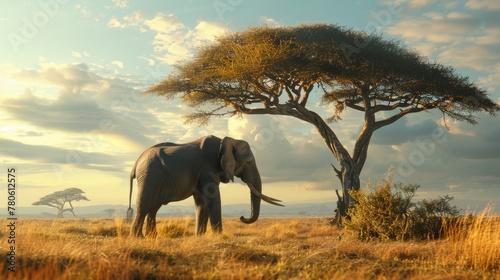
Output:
[{"xmin": 128, "ymin": 135, "xmax": 283, "ymax": 237}]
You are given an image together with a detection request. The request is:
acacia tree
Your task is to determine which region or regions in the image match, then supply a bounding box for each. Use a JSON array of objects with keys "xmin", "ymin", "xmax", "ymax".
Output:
[
  {"xmin": 104, "ymin": 209, "xmax": 117, "ymax": 218},
  {"xmin": 147, "ymin": 24, "xmax": 499, "ymax": 217},
  {"xmin": 32, "ymin": 188, "xmax": 89, "ymax": 218}
]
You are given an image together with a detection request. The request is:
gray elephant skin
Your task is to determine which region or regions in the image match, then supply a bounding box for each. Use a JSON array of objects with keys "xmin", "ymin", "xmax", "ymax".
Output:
[{"xmin": 128, "ymin": 135, "xmax": 283, "ymax": 237}]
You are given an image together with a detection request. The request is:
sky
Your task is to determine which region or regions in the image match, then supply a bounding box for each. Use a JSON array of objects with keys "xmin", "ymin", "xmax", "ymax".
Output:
[{"xmin": 1, "ymin": 0, "xmax": 499, "ymax": 213}]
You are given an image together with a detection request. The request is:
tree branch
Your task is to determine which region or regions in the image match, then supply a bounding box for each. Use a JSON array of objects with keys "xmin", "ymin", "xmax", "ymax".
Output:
[
  {"xmin": 285, "ymin": 101, "xmax": 355, "ymax": 169},
  {"xmin": 249, "ymin": 80, "xmax": 278, "ymax": 107},
  {"xmin": 345, "ymin": 101, "xmax": 366, "ymax": 112},
  {"xmin": 244, "ymin": 105, "xmax": 310, "ymax": 122},
  {"xmin": 371, "ymin": 102, "xmax": 412, "ymax": 112},
  {"xmin": 284, "ymin": 86, "xmax": 296, "ymax": 101},
  {"xmin": 299, "ymin": 84, "xmax": 314, "ymax": 106},
  {"xmin": 331, "ymin": 164, "xmax": 342, "ymax": 182},
  {"xmin": 374, "ymin": 107, "xmax": 425, "ymax": 130}
]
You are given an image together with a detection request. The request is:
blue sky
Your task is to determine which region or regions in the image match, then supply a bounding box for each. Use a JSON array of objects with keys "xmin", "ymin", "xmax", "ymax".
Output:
[{"xmin": 1, "ymin": 0, "xmax": 499, "ymax": 213}]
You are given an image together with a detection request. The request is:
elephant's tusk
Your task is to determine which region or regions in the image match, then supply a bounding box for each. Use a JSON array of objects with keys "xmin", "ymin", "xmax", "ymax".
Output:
[
  {"xmin": 248, "ymin": 183, "xmax": 284, "ymax": 207},
  {"xmin": 264, "ymin": 198, "xmax": 285, "ymax": 207}
]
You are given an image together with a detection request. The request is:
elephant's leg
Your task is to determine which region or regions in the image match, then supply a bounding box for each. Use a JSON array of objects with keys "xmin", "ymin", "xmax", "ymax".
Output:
[
  {"xmin": 193, "ymin": 193, "xmax": 209, "ymax": 235},
  {"xmin": 209, "ymin": 190, "xmax": 222, "ymax": 233},
  {"xmin": 131, "ymin": 209, "xmax": 147, "ymax": 238},
  {"xmin": 145, "ymin": 204, "xmax": 162, "ymax": 237}
]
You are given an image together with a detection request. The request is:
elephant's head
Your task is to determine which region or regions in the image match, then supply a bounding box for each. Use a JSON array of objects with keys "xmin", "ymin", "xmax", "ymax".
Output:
[{"xmin": 219, "ymin": 137, "xmax": 283, "ymax": 224}]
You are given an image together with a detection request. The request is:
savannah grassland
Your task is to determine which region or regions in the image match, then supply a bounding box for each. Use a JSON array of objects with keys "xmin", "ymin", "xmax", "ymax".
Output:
[{"xmin": 1, "ymin": 212, "xmax": 499, "ymax": 280}]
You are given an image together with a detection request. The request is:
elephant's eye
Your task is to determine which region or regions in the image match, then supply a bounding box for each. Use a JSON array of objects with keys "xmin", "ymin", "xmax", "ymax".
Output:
[{"xmin": 245, "ymin": 155, "xmax": 254, "ymax": 163}]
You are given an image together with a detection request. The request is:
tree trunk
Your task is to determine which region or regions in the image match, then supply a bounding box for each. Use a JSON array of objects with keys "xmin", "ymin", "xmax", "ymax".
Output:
[
  {"xmin": 331, "ymin": 151, "xmax": 360, "ymax": 220},
  {"xmin": 292, "ymin": 103, "xmax": 360, "ymax": 219},
  {"xmin": 67, "ymin": 201, "xmax": 78, "ymax": 218},
  {"xmin": 340, "ymin": 163, "xmax": 360, "ymax": 216}
]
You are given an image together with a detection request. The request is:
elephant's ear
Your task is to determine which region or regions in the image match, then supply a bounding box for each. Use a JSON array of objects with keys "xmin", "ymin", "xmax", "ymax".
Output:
[
  {"xmin": 234, "ymin": 140, "xmax": 252, "ymax": 160},
  {"xmin": 219, "ymin": 137, "xmax": 237, "ymax": 182}
]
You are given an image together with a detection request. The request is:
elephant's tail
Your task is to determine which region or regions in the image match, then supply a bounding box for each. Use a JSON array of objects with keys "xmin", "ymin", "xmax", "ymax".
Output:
[{"xmin": 128, "ymin": 166, "xmax": 136, "ymax": 212}]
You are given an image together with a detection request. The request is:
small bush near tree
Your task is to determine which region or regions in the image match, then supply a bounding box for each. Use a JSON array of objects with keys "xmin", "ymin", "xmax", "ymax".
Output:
[
  {"xmin": 411, "ymin": 195, "xmax": 461, "ymax": 240},
  {"xmin": 342, "ymin": 171, "xmax": 461, "ymax": 241}
]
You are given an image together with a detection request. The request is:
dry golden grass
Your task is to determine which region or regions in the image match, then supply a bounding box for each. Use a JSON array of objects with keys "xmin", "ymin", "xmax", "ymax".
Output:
[{"xmin": 1, "ymin": 211, "xmax": 499, "ymax": 280}]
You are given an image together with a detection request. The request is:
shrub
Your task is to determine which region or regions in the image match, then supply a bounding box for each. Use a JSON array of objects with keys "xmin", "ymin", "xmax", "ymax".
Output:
[
  {"xmin": 342, "ymin": 171, "xmax": 461, "ymax": 241},
  {"xmin": 342, "ymin": 173, "xmax": 417, "ymax": 241},
  {"xmin": 411, "ymin": 195, "xmax": 460, "ymax": 240}
]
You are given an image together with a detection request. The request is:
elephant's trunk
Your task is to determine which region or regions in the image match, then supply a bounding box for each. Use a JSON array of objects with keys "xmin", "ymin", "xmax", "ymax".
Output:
[{"xmin": 240, "ymin": 168, "xmax": 262, "ymax": 224}]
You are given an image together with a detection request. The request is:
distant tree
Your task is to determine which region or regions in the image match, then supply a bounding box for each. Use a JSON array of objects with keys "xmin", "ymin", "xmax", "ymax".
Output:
[
  {"xmin": 32, "ymin": 188, "xmax": 90, "ymax": 218},
  {"xmin": 104, "ymin": 209, "xmax": 117, "ymax": 218},
  {"xmin": 147, "ymin": 24, "xmax": 500, "ymax": 218}
]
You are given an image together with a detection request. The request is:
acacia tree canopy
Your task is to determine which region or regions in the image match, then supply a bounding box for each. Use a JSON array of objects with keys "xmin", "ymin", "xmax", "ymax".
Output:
[
  {"xmin": 147, "ymin": 24, "xmax": 499, "ymax": 216},
  {"xmin": 32, "ymin": 187, "xmax": 89, "ymax": 218}
]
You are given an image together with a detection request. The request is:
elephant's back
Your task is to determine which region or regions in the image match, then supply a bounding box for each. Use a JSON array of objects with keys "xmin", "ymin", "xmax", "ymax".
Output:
[
  {"xmin": 137, "ymin": 144, "xmax": 199, "ymax": 170},
  {"xmin": 136, "ymin": 144, "xmax": 202, "ymax": 189}
]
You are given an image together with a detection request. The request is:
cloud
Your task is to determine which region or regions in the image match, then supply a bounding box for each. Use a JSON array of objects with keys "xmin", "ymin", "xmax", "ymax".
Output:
[
  {"xmin": 384, "ymin": 2, "xmax": 500, "ymax": 73},
  {"xmin": 124, "ymin": 11, "xmax": 146, "ymax": 28},
  {"xmin": 465, "ymin": 0, "xmax": 500, "ymax": 10},
  {"xmin": 192, "ymin": 21, "xmax": 227, "ymax": 43},
  {"xmin": 145, "ymin": 14, "xmax": 228, "ymax": 64},
  {"xmin": 107, "ymin": 17, "xmax": 125, "ymax": 29},
  {"xmin": 0, "ymin": 61, "xmax": 238, "ymax": 186},
  {"xmin": 443, "ymin": 1, "xmax": 460, "ymax": 9},
  {"xmin": 377, "ymin": 113, "xmax": 500, "ymax": 201},
  {"xmin": 144, "ymin": 14, "xmax": 190, "ymax": 63},
  {"xmin": 106, "ymin": 12, "xmax": 228, "ymax": 64},
  {"xmin": 297, "ymin": 181, "xmax": 332, "ymax": 191},
  {"xmin": 17, "ymin": 130, "xmax": 44, "ymax": 137},
  {"xmin": 0, "ymin": 62, "xmax": 170, "ymax": 148},
  {"xmin": 111, "ymin": 60, "xmax": 124, "ymax": 68},
  {"xmin": 372, "ymin": 118, "xmax": 441, "ymax": 145},
  {"xmin": 410, "ymin": 0, "xmax": 436, "ymax": 8},
  {"xmin": 438, "ymin": 44, "xmax": 499, "ymax": 72},
  {"xmin": 440, "ymin": 114, "xmax": 500, "ymax": 160},
  {"xmin": 75, "ymin": 4, "xmax": 91, "ymax": 17},
  {"xmin": 138, "ymin": 56, "xmax": 155, "ymax": 66},
  {"xmin": 144, "ymin": 13, "xmax": 184, "ymax": 33},
  {"xmin": 386, "ymin": 12, "xmax": 478, "ymax": 44},
  {"xmin": 71, "ymin": 51, "xmax": 90, "ymax": 58},
  {"xmin": 260, "ymin": 17, "xmax": 281, "ymax": 27},
  {"xmin": 112, "ymin": 0, "xmax": 128, "ymax": 9},
  {"xmin": 4, "ymin": 63, "xmax": 100, "ymax": 95},
  {"xmin": 0, "ymin": 137, "xmax": 125, "ymax": 173},
  {"xmin": 3, "ymin": 88, "xmax": 157, "ymax": 148},
  {"xmin": 439, "ymin": 119, "xmax": 475, "ymax": 136},
  {"xmin": 107, "ymin": 11, "xmax": 145, "ymax": 30}
]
